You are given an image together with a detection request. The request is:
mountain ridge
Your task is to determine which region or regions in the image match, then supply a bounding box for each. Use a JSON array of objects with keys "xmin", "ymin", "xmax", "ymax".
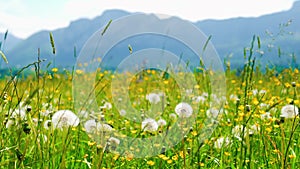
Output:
[{"xmin": 1, "ymin": 1, "xmax": 300, "ymax": 69}]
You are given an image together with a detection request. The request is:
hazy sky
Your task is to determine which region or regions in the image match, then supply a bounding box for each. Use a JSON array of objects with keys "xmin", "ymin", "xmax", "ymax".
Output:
[{"xmin": 0, "ymin": 0, "xmax": 297, "ymax": 38}]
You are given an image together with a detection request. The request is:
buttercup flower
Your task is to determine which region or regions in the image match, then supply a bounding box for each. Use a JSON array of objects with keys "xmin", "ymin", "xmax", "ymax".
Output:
[
  {"xmin": 51, "ymin": 110, "xmax": 80, "ymax": 129},
  {"xmin": 175, "ymin": 102, "xmax": 193, "ymax": 118},
  {"xmin": 142, "ymin": 118, "xmax": 158, "ymax": 132}
]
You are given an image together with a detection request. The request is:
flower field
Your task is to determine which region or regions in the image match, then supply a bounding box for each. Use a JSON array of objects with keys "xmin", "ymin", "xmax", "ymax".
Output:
[
  {"xmin": 0, "ymin": 29, "xmax": 300, "ymax": 169},
  {"xmin": 0, "ymin": 37, "xmax": 300, "ymax": 169}
]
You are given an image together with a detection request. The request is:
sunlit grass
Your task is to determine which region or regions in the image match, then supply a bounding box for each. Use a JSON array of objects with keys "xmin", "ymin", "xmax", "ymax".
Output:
[
  {"xmin": 0, "ymin": 32, "xmax": 299, "ymax": 168},
  {"xmin": 0, "ymin": 59, "xmax": 299, "ymax": 168}
]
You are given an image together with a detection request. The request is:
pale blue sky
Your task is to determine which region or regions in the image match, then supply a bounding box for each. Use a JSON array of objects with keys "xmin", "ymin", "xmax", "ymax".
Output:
[{"xmin": 0, "ymin": 0, "xmax": 297, "ymax": 38}]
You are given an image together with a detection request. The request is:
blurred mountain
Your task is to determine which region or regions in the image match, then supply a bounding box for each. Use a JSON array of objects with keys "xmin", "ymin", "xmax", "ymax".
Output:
[
  {"xmin": 3, "ymin": 10, "xmax": 130, "ymax": 68},
  {"xmin": 0, "ymin": 32, "xmax": 23, "ymax": 52},
  {"xmin": 195, "ymin": 0, "xmax": 300, "ymax": 68},
  {"xmin": 3, "ymin": 1, "xmax": 300, "ymax": 69}
]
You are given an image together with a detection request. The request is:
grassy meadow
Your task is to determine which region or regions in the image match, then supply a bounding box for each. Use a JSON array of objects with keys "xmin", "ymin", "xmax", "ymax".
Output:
[{"xmin": 0, "ymin": 34, "xmax": 300, "ymax": 169}]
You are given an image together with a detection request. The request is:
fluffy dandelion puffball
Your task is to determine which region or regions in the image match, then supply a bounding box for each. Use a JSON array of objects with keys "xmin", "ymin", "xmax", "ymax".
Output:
[
  {"xmin": 231, "ymin": 125, "xmax": 247, "ymax": 140},
  {"xmin": 206, "ymin": 108, "xmax": 226, "ymax": 118},
  {"xmin": 175, "ymin": 102, "xmax": 193, "ymax": 118},
  {"xmin": 108, "ymin": 137, "xmax": 120, "ymax": 145},
  {"xmin": 52, "ymin": 110, "xmax": 80, "ymax": 129},
  {"xmin": 119, "ymin": 109, "xmax": 127, "ymax": 116},
  {"xmin": 280, "ymin": 104, "xmax": 299, "ymax": 118},
  {"xmin": 192, "ymin": 95, "xmax": 206, "ymax": 103},
  {"xmin": 214, "ymin": 136, "xmax": 231, "ymax": 149},
  {"xmin": 100, "ymin": 102, "xmax": 112, "ymax": 110},
  {"xmin": 10, "ymin": 109, "xmax": 26, "ymax": 120},
  {"xmin": 157, "ymin": 118, "xmax": 167, "ymax": 126},
  {"xmin": 84, "ymin": 119, "xmax": 98, "ymax": 133},
  {"xmin": 97, "ymin": 123, "xmax": 113, "ymax": 133},
  {"xmin": 146, "ymin": 93, "xmax": 161, "ymax": 104},
  {"xmin": 142, "ymin": 118, "xmax": 158, "ymax": 132}
]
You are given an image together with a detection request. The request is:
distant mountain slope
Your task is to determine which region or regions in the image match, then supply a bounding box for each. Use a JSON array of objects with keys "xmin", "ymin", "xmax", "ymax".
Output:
[
  {"xmin": 3, "ymin": 1, "xmax": 300, "ymax": 69},
  {"xmin": 196, "ymin": 1, "xmax": 300, "ymax": 67},
  {"xmin": 4, "ymin": 10, "xmax": 130, "ymax": 68},
  {"xmin": 0, "ymin": 32, "xmax": 23, "ymax": 52}
]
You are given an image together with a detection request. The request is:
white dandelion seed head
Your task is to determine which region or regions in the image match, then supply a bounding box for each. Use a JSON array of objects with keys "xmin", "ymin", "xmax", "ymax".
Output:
[
  {"xmin": 108, "ymin": 137, "xmax": 120, "ymax": 145},
  {"xmin": 6, "ymin": 119, "xmax": 15, "ymax": 128},
  {"xmin": 97, "ymin": 123, "xmax": 113, "ymax": 133},
  {"xmin": 24, "ymin": 105, "xmax": 32, "ymax": 112},
  {"xmin": 157, "ymin": 118, "xmax": 167, "ymax": 127},
  {"xmin": 40, "ymin": 110, "xmax": 51, "ymax": 117},
  {"xmin": 38, "ymin": 134, "xmax": 48, "ymax": 143},
  {"xmin": 252, "ymin": 89, "xmax": 259, "ymax": 95},
  {"xmin": 214, "ymin": 137, "xmax": 231, "ymax": 149},
  {"xmin": 280, "ymin": 104, "xmax": 299, "ymax": 118},
  {"xmin": 51, "ymin": 110, "xmax": 80, "ymax": 129},
  {"xmin": 259, "ymin": 90, "xmax": 267, "ymax": 95},
  {"xmin": 185, "ymin": 89, "xmax": 193, "ymax": 95},
  {"xmin": 249, "ymin": 124, "xmax": 260, "ymax": 135},
  {"xmin": 232, "ymin": 125, "xmax": 247, "ymax": 139},
  {"xmin": 142, "ymin": 118, "xmax": 158, "ymax": 132},
  {"xmin": 44, "ymin": 120, "xmax": 52, "ymax": 130},
  {"xmin": 211, "ymin": 94, "xmax": 227, "ymax": 105},
  {"xmin": 84, "ymin": 119, "xmax": 98, "ymax": 133},
  {"xmin": 10, "ymin": 108, "xmax": 26, "ymax": 120},
  {"xmin": 119, "ymin": 109, "xmax": 126, "ymax": 116},
  {"xmin": 146, "ymin": 93, "xmax": 161, "ymax": 104},
  {"xmin": 32, "ymin": 118, "xmax": 39, "ymax": 126},
  {"xmin": 175, "ymin": 102, "xmax": 193, "ymax": 118},
  {"xmin": 100, "ymin": 102, "xmax": 112, "ymax": 110},
  {"xmin": 158, "ymin": 92, "xmax": 165, "ymax": 97},
  {"xmin": 206, "ymin": 108, "xmax": 226, "ymax": 119},
  {"xmin": 261, "ymin": 112, "xmax": 272, "ymax": 120},
  {"xmin": 169, "ymin": 113, "xmax": 177, "ymax": 120},
  {"xmin": 78, "ymin": 110, "xmax": 89, "ymax": 119},
  {"xmin": 42, "ymin": 103, "xmax": 53, "ymax": 110},
  {"xmin": 229, "ymin": 94, "xmax": 238, "ymax": 101},
  {"xmin": 259, "ymin": 103, "xmax": 269, "ymax": 109},
  {"xmin": 192, "ymin": 96, "xmax": 206, "ymax": 103},
  {"xmin": 202, "ymin": 92, "xmax": 209, "ymax": 97}
]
